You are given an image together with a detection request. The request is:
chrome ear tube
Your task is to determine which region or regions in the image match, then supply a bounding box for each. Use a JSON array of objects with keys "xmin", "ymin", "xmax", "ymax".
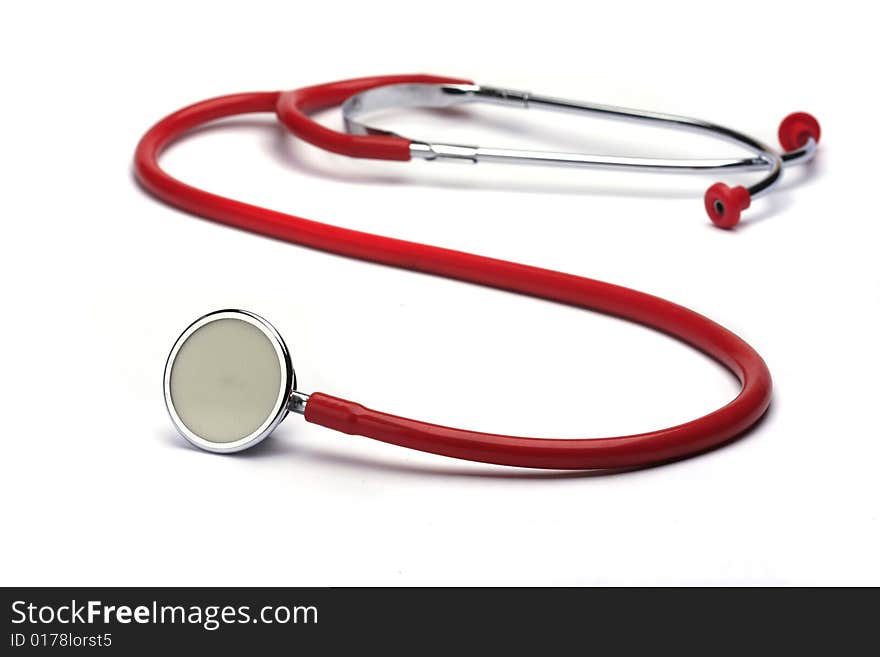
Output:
[
  {"xmin": 163, "ymin": 310, "xmax": 308, "ymax": 453},
  {"xmin": 342, "ymin": 82, "xmax": 820, "ymax": 227}
]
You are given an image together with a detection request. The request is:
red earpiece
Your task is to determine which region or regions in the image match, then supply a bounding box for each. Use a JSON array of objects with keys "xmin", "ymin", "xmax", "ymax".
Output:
[
  {"xmin": 703, "ymin": 112, "xmax": 819, "ymax": 227},
  {"xmin": 778, "ymin": 112, "xmax": 821, "ymax": 152},
  {"xmin": 704, "ymin": 183, "xmax": 751, "ymax": 229}
]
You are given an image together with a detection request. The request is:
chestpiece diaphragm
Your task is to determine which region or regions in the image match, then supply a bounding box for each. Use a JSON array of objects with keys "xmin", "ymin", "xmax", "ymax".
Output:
[{"xmin": 163, "ymin": 310, "xmax": 294, "ymax": 453}]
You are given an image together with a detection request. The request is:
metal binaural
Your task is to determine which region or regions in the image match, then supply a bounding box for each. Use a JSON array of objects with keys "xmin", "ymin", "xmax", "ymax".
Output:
[{"xmin": 342, "ymin": 83, "xmax": 817, "ymax": 200}]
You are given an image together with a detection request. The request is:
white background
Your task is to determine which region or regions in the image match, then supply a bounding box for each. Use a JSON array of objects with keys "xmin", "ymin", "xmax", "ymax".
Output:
[{"xmin": 1, "ymin": 1, "xmax": 877, "ymax": 585}]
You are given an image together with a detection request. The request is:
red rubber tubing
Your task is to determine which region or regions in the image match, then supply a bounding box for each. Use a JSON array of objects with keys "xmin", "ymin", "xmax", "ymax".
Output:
[{"xmin": 134, "ymin": 74, "xmax": 772, "ymax": 470}]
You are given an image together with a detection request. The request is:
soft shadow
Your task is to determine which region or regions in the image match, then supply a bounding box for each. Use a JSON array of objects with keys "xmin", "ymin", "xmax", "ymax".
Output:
[
  {"xmin": 158, "ymin": 404, "xmax": 775, "ymax": 481},
  {"xmin": 160, "ymin": 428, "xmax": 295, "ymax": 459},
  {"xmin": 729, "ymin": 194, "xmax": 793, "ymax": 229},
  {"xmin": 737, "ymin": 156, "xmax": 825, "ymax": 229}
]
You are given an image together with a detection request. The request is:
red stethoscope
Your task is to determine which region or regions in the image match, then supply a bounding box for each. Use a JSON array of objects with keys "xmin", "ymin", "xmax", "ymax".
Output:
[{"xmin": 135, "ymin": 74, "xmax": 820, "ymax": 470}]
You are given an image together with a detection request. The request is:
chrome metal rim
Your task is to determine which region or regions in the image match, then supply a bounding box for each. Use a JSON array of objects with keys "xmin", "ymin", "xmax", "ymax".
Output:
[{"xmin": 163, "ymin": 309, "xmax": 295, "ymax": 453}]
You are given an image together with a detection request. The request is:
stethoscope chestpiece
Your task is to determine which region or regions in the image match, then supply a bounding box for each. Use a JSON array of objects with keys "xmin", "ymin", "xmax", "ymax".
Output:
[{"xmin": 163, "ymin": 309, "xmax": 300, "ymax": 453}]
